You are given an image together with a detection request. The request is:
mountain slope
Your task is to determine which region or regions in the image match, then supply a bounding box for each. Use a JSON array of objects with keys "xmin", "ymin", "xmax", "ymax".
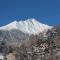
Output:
[
  {"xmin": 0, "ymin": 18, "xmax": 52, "ymax": 34},
  {"xmin": 0, "ymin": 29, "xmax": 29, "ymax": 46}
]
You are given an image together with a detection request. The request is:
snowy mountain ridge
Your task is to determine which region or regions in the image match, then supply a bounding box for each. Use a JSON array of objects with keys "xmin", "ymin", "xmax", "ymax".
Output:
[{"xmin": 0, "ymin": 18, "xmax": 52, "ymax": 34}]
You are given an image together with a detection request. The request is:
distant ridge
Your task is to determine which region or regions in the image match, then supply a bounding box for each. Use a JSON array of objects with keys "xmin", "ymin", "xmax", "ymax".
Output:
[{"xmin": 0, "ymin": 18, "xmax": 52, "ymax": 34}]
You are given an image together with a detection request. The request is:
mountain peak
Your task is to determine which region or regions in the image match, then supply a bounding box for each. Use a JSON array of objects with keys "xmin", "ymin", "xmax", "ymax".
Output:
[
  {"xmin": 0, "ymin": 18, "xmax": 52, "ymax": 34},
  {"xmin": 18, "ymin": 18, "xmax": 37, "ymax": 24}
]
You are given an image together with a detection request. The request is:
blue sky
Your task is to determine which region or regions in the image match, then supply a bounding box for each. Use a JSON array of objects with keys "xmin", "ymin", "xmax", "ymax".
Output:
[{"xmin": 0, "ymin": 0, "xmax": 60, "ymax": 26}]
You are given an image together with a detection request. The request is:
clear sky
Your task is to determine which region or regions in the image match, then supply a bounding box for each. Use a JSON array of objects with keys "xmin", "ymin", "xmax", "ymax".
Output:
[{"xmin": 0, "ymin": 0, "xmax": 60, "ymax": 26}]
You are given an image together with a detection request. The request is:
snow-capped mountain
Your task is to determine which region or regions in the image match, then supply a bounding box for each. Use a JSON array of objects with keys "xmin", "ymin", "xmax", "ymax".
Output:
[{"xmin": 0, "ymin": 18, "xmax": 52, "ymax": 34}]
